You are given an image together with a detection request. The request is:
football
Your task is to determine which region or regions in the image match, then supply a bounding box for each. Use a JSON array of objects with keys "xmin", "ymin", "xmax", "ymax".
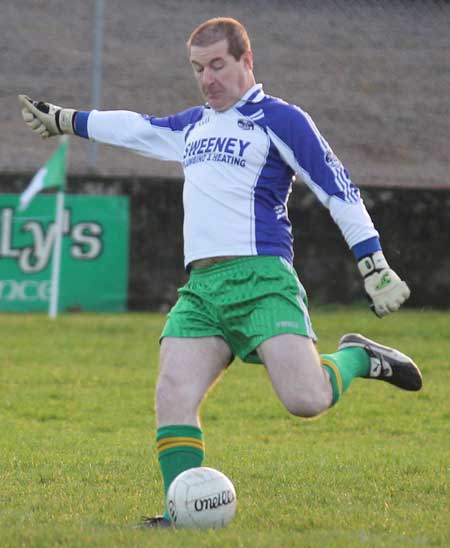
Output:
[{"xmin": 166, "ymin": 466, "xmax": 237, "ymax": 529}]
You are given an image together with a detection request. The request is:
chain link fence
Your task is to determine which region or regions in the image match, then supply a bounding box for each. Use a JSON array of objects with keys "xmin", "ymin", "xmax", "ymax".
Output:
[{"xmin": 2, "ymin": 0, "xmax": 449, "ymax": 187}]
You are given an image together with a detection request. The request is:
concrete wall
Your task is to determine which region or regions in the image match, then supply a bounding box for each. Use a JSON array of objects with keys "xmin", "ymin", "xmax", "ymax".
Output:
[{"xmin": 1, "ymin": 174, "xmax": 449, "ymax": 310}]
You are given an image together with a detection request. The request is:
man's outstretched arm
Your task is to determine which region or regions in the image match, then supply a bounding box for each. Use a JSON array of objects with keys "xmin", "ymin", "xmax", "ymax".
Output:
[{"xmin": 18, "ymin": 94, "xmax": 199, "ymax": 162}]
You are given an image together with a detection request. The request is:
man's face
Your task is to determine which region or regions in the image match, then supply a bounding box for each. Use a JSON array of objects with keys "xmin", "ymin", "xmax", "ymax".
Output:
[{"xmin": 189, "ymin": 39, "xmax": 254, "ymax": 112}]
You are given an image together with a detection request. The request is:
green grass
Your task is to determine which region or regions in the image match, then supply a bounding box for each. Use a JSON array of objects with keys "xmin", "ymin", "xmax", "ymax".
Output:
[{"xmin": 1, "ymin": 308, "xmax": 449, "ymax": 547}]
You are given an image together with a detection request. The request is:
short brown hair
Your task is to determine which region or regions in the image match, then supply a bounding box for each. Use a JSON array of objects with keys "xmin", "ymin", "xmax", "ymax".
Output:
[{"xmin": 187, "ymin": 17, "xmax": 251, "ymax": 60}]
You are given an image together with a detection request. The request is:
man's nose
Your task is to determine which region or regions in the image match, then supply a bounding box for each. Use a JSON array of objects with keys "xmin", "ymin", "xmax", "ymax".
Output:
[{"xmin": 202, "ymin": 67, "xmax": 215, "ymax": 85}]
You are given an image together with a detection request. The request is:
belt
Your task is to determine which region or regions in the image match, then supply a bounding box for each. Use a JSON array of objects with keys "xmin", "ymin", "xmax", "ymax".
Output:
[{"xmin": 190, "ymin": 256, "xmax": 243, "ymax": 270}]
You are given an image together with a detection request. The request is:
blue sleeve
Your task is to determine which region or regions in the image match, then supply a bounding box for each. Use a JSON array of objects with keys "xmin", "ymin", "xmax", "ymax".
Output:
[
  {"xmin": 264, "ymin": 100, "xmax": 361, "ymax": 203},
  {"xmin": 351, "ymin": 236, "xmax": 382, "ymax": 260},
  {"xmin": 73, "ymin": 111, "xmax": 90, "ymax": 138}
]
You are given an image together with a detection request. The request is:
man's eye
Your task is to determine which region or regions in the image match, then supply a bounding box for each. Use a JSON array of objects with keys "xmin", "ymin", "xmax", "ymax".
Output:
[{"xmin": 211, "ymin": 63, "xmax": 224, "ymax": 71}]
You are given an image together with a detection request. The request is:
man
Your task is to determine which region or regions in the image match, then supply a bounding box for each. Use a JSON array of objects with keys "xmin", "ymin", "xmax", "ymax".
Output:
[{"xmin": 19, "ymin": 17, "xmax": 422, "ymax": 528}]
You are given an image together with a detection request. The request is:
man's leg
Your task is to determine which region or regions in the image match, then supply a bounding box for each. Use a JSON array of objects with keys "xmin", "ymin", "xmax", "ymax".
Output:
[
  {"xmin": 257, "ymin": 333, "xmax": 371, "ymax": 416},
  {"xmin": 151, "ymin": 336, "xmax": 232, "ymax": 525},
  {"xmin": 257, "ymin": 334, "xmax": 335, "ymax": 417},
  {"xmin": 257, "ymin": 333, "xmax": 421, "ymax": 418}
]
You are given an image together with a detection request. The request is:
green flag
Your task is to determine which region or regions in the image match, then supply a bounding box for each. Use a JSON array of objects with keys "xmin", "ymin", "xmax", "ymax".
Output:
[{"xmin": 19, "ymin": 139, "xmax": 68, "ymax": 211}]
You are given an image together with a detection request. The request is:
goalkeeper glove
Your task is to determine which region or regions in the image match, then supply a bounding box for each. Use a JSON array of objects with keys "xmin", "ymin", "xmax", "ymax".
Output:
[
  {"xmin": 18, "ymin": 94, "xmax": 77, "ymax": 138},
  {"xmin": 358, "ymin": 250, "xmax": 410, "ymax": 318}
]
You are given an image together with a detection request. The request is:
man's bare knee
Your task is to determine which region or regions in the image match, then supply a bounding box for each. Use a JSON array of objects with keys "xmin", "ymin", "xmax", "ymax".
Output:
[
  {"xmin": 282, "ymin": 389, "xmax": 331, "ymax": 418},
  {"xmin": 259, "ymin": 334, "xmax": 332, "ymax": 418}
]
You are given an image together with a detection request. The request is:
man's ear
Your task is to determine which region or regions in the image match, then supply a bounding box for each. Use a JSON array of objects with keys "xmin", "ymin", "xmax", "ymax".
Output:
[{"xmin": 242, "ymin": 50, "xmax": 254, "ymax": 71}]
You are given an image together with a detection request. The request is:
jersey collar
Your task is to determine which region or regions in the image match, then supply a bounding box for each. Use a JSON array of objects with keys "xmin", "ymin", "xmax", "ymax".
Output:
[
  {"xmin": 235, "ymin": 84, "xmax": 265, "ymax": 107},
  {"xmin": 205, "ymin": 84, "xmax": 265, "ymax": 111}
]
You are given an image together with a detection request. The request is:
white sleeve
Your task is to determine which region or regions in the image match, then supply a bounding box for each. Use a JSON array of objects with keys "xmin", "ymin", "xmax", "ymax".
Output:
[
  {"xmin": 87, "ymin": 110, "xmax": 185, "ymax": 162},
  {"xmin": 292, "ymin": 172, "xmax": 379, "ymax": 249},
  {"xmin": 328, "ymin": 196, "xmax": 379, "ymax": 248}
]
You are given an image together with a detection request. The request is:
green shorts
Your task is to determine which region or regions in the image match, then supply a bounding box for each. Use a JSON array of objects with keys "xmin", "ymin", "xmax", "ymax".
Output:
[{"xmin": 161, "ymin": 256, "xmax": 316, "ymax": 363}]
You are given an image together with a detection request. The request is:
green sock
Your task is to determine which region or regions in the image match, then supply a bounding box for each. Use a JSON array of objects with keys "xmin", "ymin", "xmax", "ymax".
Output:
[
  {"xmin": 321, "ymin": 347, "xmax": 370, "ymax": 406},
  {"xmin": 156, "ymin": 425, "xmax": 204, "ymax": 521}
]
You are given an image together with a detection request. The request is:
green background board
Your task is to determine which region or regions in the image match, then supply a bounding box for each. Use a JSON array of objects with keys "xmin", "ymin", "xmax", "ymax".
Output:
[{"xmin": 0, "ymin": 194, "xmax": 129, "ymax": 312}]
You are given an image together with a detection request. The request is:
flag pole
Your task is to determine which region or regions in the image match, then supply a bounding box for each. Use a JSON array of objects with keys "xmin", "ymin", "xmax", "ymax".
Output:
[{"xmin": 49, "ymin": 135, "xmax": 69, "ymax": 319}]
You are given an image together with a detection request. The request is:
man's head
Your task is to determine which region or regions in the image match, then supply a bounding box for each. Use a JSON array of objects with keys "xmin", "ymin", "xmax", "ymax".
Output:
[{"xmin": 187, "ymin": 17, "xmax": 256, "ymax": 112}]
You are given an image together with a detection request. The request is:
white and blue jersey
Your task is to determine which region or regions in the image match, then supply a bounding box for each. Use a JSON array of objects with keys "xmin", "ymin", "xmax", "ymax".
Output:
[{"xmin": 74, "ymin": 84, "xmax": 381, "ymax": 268}]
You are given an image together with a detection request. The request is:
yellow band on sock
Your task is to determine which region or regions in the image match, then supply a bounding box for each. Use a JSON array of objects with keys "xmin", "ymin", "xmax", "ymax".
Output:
[
  {"xmin": 321, "ymin": 358, "xmax": 343, "ymax": 397},
  {"xmin": 157, "ymin": 437, "xmax": 205, "ymax": 453}
]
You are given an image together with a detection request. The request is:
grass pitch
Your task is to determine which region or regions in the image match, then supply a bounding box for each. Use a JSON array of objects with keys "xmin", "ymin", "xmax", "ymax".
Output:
[{"xmin": 1, "ymin": 308, "xmax": 449, "ymax": 547}]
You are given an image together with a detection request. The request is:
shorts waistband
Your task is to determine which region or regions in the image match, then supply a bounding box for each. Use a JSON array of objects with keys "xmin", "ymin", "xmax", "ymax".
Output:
[{"xmin": 188, "ymin": 255, "xmax": 283, "ymax": 276}]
